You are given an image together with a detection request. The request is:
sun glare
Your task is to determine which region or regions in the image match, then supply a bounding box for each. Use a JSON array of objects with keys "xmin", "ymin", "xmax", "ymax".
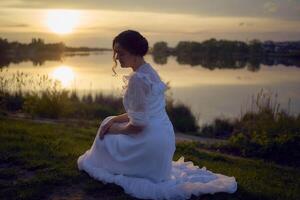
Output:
[
  {"xmin": 46, "ymin": 9, "xmax": 80, "ymax": 34},
  {"xmin": 52, "ymin": 66, "xmax": 75, "ymax": 87}
]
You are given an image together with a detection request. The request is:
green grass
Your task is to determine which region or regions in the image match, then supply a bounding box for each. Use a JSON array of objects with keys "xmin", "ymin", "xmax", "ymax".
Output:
[{"xmin": 0, "ymin": 117, "xmax": 299, "ymax": 200}]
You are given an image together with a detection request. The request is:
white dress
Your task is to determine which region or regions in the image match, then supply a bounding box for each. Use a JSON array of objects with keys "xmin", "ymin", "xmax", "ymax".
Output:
[{"xmin": 77, "ymin": 62, "xmax": 237, "ymax": 200}]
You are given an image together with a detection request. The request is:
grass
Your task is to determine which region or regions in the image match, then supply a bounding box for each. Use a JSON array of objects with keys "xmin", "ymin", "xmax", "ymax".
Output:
[{"xmin": 0, "ymin": 117, "xmax": 299, "ymax": 200}]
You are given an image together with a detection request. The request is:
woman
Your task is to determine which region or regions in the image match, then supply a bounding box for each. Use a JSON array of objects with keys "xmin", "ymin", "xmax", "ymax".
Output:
[{"xmin": 77, "ymin": 30, "xmax": 237, "ymax": 200}]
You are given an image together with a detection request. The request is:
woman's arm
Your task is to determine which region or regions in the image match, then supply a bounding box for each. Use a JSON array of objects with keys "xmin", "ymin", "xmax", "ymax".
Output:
[
  {"xmin": 108, "ymin": 122, "xmax": 144, "ymax": 135},
  {"xmin": 111, "ymin": 113, "xmax": 129, "ymax": 123},
  {"xmin": 99, "ymin": 113, "xmax": 143, "ymax": 140},
  {"xmin": 99, "ymin": 122, "xmax": 144, "ymax": 140}
]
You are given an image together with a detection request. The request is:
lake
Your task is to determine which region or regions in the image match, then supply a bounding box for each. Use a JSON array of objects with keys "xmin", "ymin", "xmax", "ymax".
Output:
[{"xmin": 2, "ymin": 51, "xmax": 300, "ymax": 126}]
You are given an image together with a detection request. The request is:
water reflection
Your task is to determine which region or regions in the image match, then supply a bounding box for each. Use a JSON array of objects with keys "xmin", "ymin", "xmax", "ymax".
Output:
[
  {"xmin": 0, "ymin": 52, "xmax": 63, "ymax": 68},
  {"xmin": 152, "ymin": 53, "xmax": 300, "ymax": 71},
  {"xmin": 51, "ymin": 65, "xmax": 75, "ymax": 87},
  {"xmin": 1, "ymin": 51, "xmax": 300, "ymax": 71},
  {"xmin": 1, "ymin": 52, "xmax": 300, "ymax": 125},
  {"xmin": 0, "ymin": 52, "xmax": 103, "ymax": 69}
]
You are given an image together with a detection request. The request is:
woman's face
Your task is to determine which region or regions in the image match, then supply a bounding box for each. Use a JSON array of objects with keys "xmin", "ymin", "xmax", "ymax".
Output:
[{"xmin": 113, "ymin": 42, "xmax": 136, "ymax": 68}]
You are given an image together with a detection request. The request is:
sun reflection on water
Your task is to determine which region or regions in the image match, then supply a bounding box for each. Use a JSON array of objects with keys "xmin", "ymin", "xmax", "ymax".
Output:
[{"xmin": 51, "ymin": 65, "xmax": 75, "ymax": 87}]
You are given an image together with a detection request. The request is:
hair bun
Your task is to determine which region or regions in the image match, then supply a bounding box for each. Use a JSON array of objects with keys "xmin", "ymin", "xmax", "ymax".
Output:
[{"xmin": 113, "ymin": 30, "xmax": 149, "ymax": 56}]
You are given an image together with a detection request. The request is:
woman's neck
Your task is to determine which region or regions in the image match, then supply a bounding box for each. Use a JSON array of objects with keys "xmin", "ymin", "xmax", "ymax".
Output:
[{"xmin": 132, "ymin": 58, "xmax": 146, "ymax": 72}]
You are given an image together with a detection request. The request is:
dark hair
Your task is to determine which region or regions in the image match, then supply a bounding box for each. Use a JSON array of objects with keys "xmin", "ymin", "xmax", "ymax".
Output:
[
  {"xmin": 113, "ymin": 30, "xmax": 148, "ymax": 56},
  {"xmin": 112, "ymin": 30, "xmax": 149, "ymax": 75}
]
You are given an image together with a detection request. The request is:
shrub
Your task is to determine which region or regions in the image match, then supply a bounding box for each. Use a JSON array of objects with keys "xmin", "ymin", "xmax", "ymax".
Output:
[
  {"xmin": 200, "ymin": 118, "xmax": 234, "ymax": 138},
  {"xmin": 23, "ymin": 89, "xmax": 72, "ymax": 119},
  {"xmin": 224, "ymin": 89, "xmax": 300, "ymax": 166},
  {"xmin": 166, "ymin": 99, "xmax": 199, "ymax": 132}
]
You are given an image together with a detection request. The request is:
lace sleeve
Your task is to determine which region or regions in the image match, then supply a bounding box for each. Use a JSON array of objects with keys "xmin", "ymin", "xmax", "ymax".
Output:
[{"xmin": 126, "ymin": 74, "xmax": 150, "ymax": 126}]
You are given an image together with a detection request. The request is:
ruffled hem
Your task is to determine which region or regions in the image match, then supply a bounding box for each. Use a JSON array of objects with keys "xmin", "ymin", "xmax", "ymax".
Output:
[{"xmin": 77, "ymin": 155, "xmax": 237, "ymax": 200}]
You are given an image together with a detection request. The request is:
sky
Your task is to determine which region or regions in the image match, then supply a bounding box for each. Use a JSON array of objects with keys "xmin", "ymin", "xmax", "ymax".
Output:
[{"xmin": 0, "ymin": 0, "xmax": 300, "ymax": 48}]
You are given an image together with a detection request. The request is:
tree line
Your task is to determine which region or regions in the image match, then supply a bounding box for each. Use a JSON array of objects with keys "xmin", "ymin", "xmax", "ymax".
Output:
[
  {"xmin": 0, "ymin": 38, "xmax": 65, "ymax": 55},
  {"xmin": 152, "ymin": 39, "xmax": 264, "ymax": 58},
  {"xmin": 0, "ymin": 38, "xmax": 110, "ymax": 68},
  {"xmin": 151, "ymin": 39, "xmax": 300, "ymax": 68}
]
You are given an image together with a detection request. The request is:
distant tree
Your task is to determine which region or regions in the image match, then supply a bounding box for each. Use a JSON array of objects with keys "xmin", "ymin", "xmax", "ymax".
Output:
[
  {"xmin": 152, "ymin": 42, "xmax": 170, "ymax": 65},
  {"xmin": 0, "ymin": 38, "xmax": 10, "ymax": 54},
  {"xmin": 153, "ymin": 42, "xmax": 170, "ymax": 55},
  {"xmin": 31, "ymin": 38, "xmax": 44, "ymax": 45},
  {"xmin": 248, "ymin": 39, "xmax": 263, "ymax": 56}
]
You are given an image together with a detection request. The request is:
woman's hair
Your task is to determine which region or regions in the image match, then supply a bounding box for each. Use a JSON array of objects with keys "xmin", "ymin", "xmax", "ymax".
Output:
[{"xmin": 112, "ymin": 30, "xmax": 149, "ymax": 75}]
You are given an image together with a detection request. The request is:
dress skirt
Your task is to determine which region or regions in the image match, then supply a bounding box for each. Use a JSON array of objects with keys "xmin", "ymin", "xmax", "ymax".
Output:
[{"xmin": 77, "ymin": 115, "xmax": 237, "ymax": 200}]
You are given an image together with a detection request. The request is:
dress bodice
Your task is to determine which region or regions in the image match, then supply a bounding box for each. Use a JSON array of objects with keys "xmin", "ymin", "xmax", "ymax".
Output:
[{"xmin": 122, "ymin": 63, "xmax": 168, "ymax": 126}]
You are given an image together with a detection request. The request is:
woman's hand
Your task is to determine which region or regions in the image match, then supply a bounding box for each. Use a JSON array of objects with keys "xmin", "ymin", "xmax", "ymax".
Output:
[
  {"xmin": 98, "ymin": 118, "xmax": 144, "ymax": 140},
  {"xmin": 107, "ymin": 123, "xmax": 122, "ymax": 133},
  {"xmin": 99, "ymin": 123, "xmax": 123, "ymax": 140},
  {"xmin": 98, "ymin": 118, "xmax": 115, "ymax": 140}
]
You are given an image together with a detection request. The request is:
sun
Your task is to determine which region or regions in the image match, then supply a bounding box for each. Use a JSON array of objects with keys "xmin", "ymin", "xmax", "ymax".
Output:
[
  {"xmin": 46, "ymin": 9, "xmax": 80, "ymax": 35},
  {"xmin": 51, "ymin": 65, "xmax": 75, "ymax": 87}
]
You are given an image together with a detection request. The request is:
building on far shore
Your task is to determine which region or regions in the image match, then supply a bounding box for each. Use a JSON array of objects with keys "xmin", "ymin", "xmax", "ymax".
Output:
[{"xmin": 262, "ymin": 41, "xmax": 300, "ymax": 56}]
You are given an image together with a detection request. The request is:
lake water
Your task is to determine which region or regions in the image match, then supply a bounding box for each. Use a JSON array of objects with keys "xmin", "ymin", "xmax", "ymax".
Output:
[{"xmin": 2, "ymin": 51, "xmax": 300, "ymax": 126}]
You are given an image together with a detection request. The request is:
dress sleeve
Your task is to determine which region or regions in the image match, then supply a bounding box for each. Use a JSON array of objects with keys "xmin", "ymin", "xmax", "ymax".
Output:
[{"xmin": 126, "ymin": 74, "xmax": 150, "ymax": 126}]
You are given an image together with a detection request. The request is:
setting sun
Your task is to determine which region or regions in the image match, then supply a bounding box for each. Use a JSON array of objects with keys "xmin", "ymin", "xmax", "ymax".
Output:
[{"xmin": 46, "ymin": 9, "xmax": 80, "ymax": 35}]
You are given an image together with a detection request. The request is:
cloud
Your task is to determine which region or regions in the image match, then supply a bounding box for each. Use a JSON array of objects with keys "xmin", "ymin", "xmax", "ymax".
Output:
[
  {"xmin": 0, "ymin": 0, "xmax": 288, "ymax": 18},
  {"xmin": 0, "ymin": 0, "xmax": 299, "ymax": 21},
  {"xmin": 239, "ymin": 22, "xmax": 254, "ymax": 27},
  {"xmin": 8, "ymin": 23, "xmax": 29, "ymax": 27},
  {"xmin": 0, "ymin": 23, "xmax": 29, "ymax": 28},
  {"xmin": 0, "ymin": 0, "xmax": 23, "ymax": 8},
  {"xmin": 264, "ymin": 1, "xmax": 278, "ymax": 13},
  {"xmin": 236, "ymin": 76, "xmax": 252, "ymax": 80}
]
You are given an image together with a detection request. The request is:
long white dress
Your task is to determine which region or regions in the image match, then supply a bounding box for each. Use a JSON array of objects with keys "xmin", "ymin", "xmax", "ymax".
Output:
[{"xmin": 77, "ymin": 62, "xmax": 237, "ymax": 199}]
